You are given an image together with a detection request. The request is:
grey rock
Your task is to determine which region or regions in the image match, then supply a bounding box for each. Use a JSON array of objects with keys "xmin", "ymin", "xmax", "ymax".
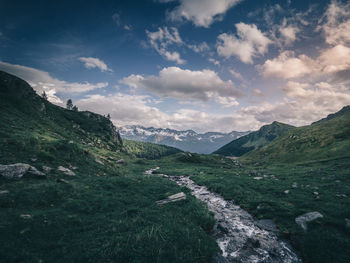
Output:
[
  {"xmin": 284, "ymin": 190, "xmax": 290, "ymax": 194},
  {"xmin": 0, "ymin": 163, "xmax": 45, "ymax": 179},
  {"xmin": 95, "ymin": 159, "xmax": 104, "ymax": 165},
  {"xmin": 42, "ymin": 166, "xmax": 52, "ymax": 172},
  {"xmin": 57, "ymin": 166, "xmax": 75, "ymax": 176},
  {"xmin": 345, "ymin": 218, "xmax": 350, "ymax": 229},
  {"xmin": 253, "ymin": 177, "xmax": 263, "ymax": 180},
  {"xmin": 20, "ymin": 214, "xmax": 32, "ymax": 219},
  {"xmin": 292, "ymin": 182, "xmax": 298, "ymax": 188},
  {"xmin": 0, "ymin": 190, "xmax": 9, "ymax": 195},
  {"xmin": 295, "ymin": 211, "xmax": 323, "ymax": 231},
  {"xmin": 68, "ymin": 140, "xmax": 74, "ymax": 144},
  {"xmin": 144, "ymin": 167, "xmax": 160, "ymax": 175},
  {"xmin": 257, "ymin": 219, "xmax": 278, "ymax": 232},
  {"xmin": 156, "ymin": 192, "xmax": 186, "ymax": 205},
  {"xmin": 116, "ymin": 158, "xmax": 125, "ymax": 164}
]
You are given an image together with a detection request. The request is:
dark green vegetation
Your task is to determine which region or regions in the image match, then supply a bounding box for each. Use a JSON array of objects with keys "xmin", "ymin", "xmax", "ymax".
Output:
[
  {"xmin": 242, "ymin": 108, "xmax": 350, "ymax": 164},
  {"xmin": 154, "ymin": 107, "xmax": 350, "ymax": 263},
  {"xmin": 123, "ymin": 139, "xmax": 182, "ymax": 159},
  {"xmin": 214, "ymin": 121, "xmax": 294, "ymax": 156},
  {"xmin": 0, "ymin": 71, "xmax": 218, "ymax": 262}
]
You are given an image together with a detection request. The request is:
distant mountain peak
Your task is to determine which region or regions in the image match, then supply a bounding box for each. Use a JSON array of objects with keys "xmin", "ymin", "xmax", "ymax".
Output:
[{"xmin": 118, "ymin": 125, "xmax": 250, "ymax": 154}]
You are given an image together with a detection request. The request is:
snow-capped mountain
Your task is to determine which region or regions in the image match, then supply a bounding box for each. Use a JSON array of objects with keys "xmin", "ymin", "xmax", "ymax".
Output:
[{"xmin": 118, "ymin": 125, "xmax": 250, "ymax": 154}]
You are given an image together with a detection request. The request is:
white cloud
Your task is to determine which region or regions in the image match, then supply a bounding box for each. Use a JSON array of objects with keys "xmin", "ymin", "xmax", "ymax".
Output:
[
  {"xmin": 259, "ymin": 51, "xmax": 317, "ymax": 79},
  {"xmin": 78, "ymin": 57, "xmax": 112, "ymax": 72},
  {"xmin": 112, "ymin": 12, "xmax": 132, "ymax": 31},
  {"xmin": 318, "ymin": 44, "xmax": 350, "ymax": 74},
  {"xmin": 166, "ymin": 0, "xmax": 242, "ymax": 28},
  {"xmin": 188, "ymin": 42, "xmax": 210, "ymax": 53},
  {"xmin": 278, "ymin": 21, "xmax": 300, "ymax": 46},
  {"xmin": 0, "ymin": 61, "xmax": 108, "ymax": 104},
  {"xmin": 217, "ymin": 23, "xmax": 272, "ymax": 63},
  {"xmin": 319, "ymin": 0, "xmax": 350, "ymax": 45},
  {"xmin": 208, "ymin": 58, "xmax": 220, "ymax": 65},
  {"xmin": 120, "ymin": 66, "xmax": 243, "ymax": 106},
  {"xmin": 229, "ymin": 69, "xmax": 244, "ymax": 81},
  {"xmin": 146, "ymin": 27, "xmax": 185, "ymax": 64}
]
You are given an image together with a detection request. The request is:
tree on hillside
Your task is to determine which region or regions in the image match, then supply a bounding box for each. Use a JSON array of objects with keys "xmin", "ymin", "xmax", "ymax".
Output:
[
  {"xmin": 107, "ymin": 113, "xmax": 111, "ymax": 119},
  {"xmin": 66, "ymin": 99, "xmax": 73, "ymax": 110},
  {"xmin": 41, "ymin": 91, "xmax": 48, "ymax": 100},
  {"xmin": 72, "ymin": 105, "xmax": 78, "ymax": 112}
]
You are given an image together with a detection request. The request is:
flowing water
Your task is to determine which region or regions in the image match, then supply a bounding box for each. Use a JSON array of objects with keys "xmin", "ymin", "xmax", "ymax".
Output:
[{"xmin": 151, "ymin": 169, "xmax": 302, "ymax": 263}]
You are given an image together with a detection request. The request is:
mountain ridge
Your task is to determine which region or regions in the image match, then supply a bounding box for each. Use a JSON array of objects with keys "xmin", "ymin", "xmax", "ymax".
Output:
[
  {"xmin": 118, "ymin": 125, "xmax": 250, "ymax": 154},
  {"xmin": 214, "ymin": 121, "xmax": 294, "ymax": 156}
]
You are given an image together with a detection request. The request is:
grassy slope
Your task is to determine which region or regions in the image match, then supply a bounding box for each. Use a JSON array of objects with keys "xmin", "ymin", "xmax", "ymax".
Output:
[
  {"xmin": 214, "ymin": 121, "xmax": 294, "ymax": 156},
  {"xmin": 0, "ymin": 71, "xmax": 218, "ymax": 262},
  {"xmin": 242, "ymin": 110, "xmax": 350, "ymax": 164},
  {"xmin": 123, "ymin": 139, "xmax": 182, "ymax": 159},
  {"xmin": 153, "ymin": 113, "xmax": 350, "ymax": 263}
]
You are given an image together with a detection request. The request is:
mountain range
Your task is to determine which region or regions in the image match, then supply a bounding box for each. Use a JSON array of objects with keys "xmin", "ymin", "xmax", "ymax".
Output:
[{"xmin": 117, "ymin": 125, "xmax": 250, "ymax": 154}]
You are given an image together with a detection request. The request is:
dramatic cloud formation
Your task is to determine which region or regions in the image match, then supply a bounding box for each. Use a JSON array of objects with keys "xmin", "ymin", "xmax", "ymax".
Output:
[
  {"xmin": 0, "ymin": 61, "xmax": 108, "ymax": 103},
  {"xmin": 217, "ymin": 23, "xmax": 272, "ymax": 63},
  {"xmin": 165, "ymin": 0, "xmax": 242, "ymax": 28},
  {"xmin": 319, "ymin": 0, "xmax": 350, "ymax": 45},
  {"xmin": 146, "ymin": 27, "xmax": 185, "ymax": 64},
  {"xmin": 121, "ymin": 66, "xmax": 243, "ymax": 106},
  {"xmin": 259, "ymin": 51, "xmax": 317, "ymax": 79},
  {"xmin": 78, "ymin": 57, "xmax": 112, "ymax": 72}
]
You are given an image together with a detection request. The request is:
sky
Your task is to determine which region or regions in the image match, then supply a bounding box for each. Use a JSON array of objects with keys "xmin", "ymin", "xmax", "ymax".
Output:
[{"xmin": 1, "ymin": 0, "xmax": 350, "ymax": 133}]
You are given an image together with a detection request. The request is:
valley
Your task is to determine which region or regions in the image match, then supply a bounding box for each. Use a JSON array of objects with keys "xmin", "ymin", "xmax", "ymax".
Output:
[{"xmin": 0, "ymin": 71, "xmax": 349, "ymax": 263}]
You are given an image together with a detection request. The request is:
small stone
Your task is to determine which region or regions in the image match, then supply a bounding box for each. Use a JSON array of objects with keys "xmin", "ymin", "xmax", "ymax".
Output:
[
  {"xmin": 57, "ymin": 166, "xmax": 75, "ymax": 176},
  {"xmin": 292, "ymin": 182, "xmax": 298, "ymax": 188},
  {"xmin": 42, "ymin": 166, "xmax": 52, "ymax": 172},
  {"xmin": 95, "ymin": 159, "xmax": 104, "ymax": 165},
  {"xmin": 253, "ymin": 177, "xmax": 263, "ymax": 180},
  {"xmin": 116, "ymin": 159, "xmax": 125, "ymax": 164},
  {"xmin": 31, "ymin": 158, "xmax": 37, "ymax": 162},
  {"xmin": 313, "ymin": 192, "xmax": 319, "ymax": 195},
  {"xmin": 284, "ymin": 190, "xmax": 290, "ymax": 194},
  {"xmin": 156, "ymin": 192, "xmax": 186, "ymax": 205},
  {"xmin": 68, "ymin": 140, "xmax": 74, "ymax": 144},
  {"xmin": 295, "ymin": 211, "xmax": 323, "ymax": 231},
  {"xmin": 20, "ymin": 214, "xmax": 32, "ymax": 219},
  {"xmin": 0, "ymin": 190, "xmax": 9, "ymax": 195},
  {"xmin": 345, "ymin": 218, "xmax": 350, "ymax": 229}
]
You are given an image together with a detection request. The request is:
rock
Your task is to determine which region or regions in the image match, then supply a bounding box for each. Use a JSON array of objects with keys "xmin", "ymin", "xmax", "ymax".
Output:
[
  {"xmin": 253, "ymin": 177, "xmax": 263, "ymax": 180},
  {"xmin": 116, "ymin": 158, "xmax": 125, "ymax": 164},
  {"xmin": 145, "ymin": 167, "xmax": 160, "ymax": 175},
  {"xmin": 0, "ymin": 163, "xmax": 45, "ymax": 179},
  {"xmin": 56, "ymin": 178, "xmax": 70, "ymax": 184},
  {"xmin": 292, "ymin": 182, "xmax": 298, "ymax": 188},
  {"xmin": 295, "ymin": 211, "xmax": 323, "ymax": 231},
  {"xmin": 345, "ymin": 218, "xmax": 350, "ymax": 229},
  {"xmin": 336, "ymin": 194, "xmax": 348, "ymax": 198},
  {"xmin": 42, "ymin": 166, "xmax": 52, "ymax": 172},
  {"xmin": 0, "ymin": 190, "xmax": 9, "ymax": 195},
  {"xmin": 313, "ymin": 192, "xmax": 319, "ymax": 196},
  {"xmin": 30, "ymin": 158, "xmax": 37, "ymax": 162},
  {"xmin": 68, "ymin": 140, "xmax": 74, "ymax": 144},
  {"xmin": 20, "ymin": 214, "xmax": 32, "ymax": 219},
  {"xmin": 57, "ymin": 166, "xmax": 75, "ymax": 176},
  {"xmin": 95, "ymin": 159, "xmax": 104, "ymax": 165},
  {"xmin": 156, "ymin": 192, "xmax": 186, "ymax": 205},
  {"xmin": 249, "ymin": 170, "xmax": 258, "ymax": 176},
  {"xmin": 257, "ymin": 219, "xmax": 278, "ymax": 232},
  {"xmin": 284, "ymin": 190, "xmax": 290, "ymax": 194}
]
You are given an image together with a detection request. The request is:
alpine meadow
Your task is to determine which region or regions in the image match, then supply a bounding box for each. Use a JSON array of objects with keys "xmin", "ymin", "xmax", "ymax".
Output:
[{"xmin": 1, "ymin": 1, "xmax": 350, "ymax": 263}]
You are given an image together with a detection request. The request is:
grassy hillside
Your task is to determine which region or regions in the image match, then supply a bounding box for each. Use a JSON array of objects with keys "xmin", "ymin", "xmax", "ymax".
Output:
[
  {"xmin": 242, "ymin": 108, "xmax": 350, "ymax": 164},
  {"xmin": 123, "ymin": 139, "xmax": 182, "ymax": 159},
  {"xmin": 214, "ymin": 121, "xmax": 294, "ymax": 156},
  {"xmin": 0, "ymin": 71, "xmax": 218, "ymax": 262}
]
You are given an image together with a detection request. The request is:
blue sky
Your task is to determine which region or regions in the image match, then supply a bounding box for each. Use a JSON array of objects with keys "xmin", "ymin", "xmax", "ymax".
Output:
[{"xmin": 1, "ymin": 0, "xmax": 350, "ymax": 132}]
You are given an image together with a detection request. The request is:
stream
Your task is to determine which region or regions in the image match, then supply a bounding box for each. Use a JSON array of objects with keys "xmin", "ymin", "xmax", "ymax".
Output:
[{"xmin": 147, "ymin": 168, "xmax": 302, "ymax": 263}]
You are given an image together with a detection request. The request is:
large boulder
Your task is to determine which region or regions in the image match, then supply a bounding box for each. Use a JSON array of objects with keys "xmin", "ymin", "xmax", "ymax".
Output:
[
  {"xmin": 295, "ymin": 211, "xmax": 323, "ymax": 231},
  {"xmin": 0, "ymin": 163, "xmax": 45, "ymax": 179}
]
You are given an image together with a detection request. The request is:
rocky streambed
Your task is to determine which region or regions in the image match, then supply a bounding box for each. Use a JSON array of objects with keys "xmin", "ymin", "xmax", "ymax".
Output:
[{"xmin": 160, "ymin": 173, "xmax": 302, "ymax": 263}]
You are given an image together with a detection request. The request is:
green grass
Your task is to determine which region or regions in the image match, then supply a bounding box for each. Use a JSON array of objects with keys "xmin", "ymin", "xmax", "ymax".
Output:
[
  {"xmin": 153, "ymin": 154, "xmax": 350, "ymax": 263},
  {"xmin": 0, "ymin": 71, "xmax": 219, "ymax": 263}
]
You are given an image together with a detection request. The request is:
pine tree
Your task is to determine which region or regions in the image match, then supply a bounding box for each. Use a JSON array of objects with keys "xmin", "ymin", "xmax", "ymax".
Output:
[
  {"xmin": 72, "ymin": 105, "xmax": 78, "ymax": 112},
  {"xmin": 107, "ymin": 113, "xmax": 111, "ymax": 119},
  {"xmin": 41, "ymin": 91, "xmax": 48, "ymax": 100},
  {"xmin": 66, "ymin": 99, "xmax": 73, "ymax": 110}
]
